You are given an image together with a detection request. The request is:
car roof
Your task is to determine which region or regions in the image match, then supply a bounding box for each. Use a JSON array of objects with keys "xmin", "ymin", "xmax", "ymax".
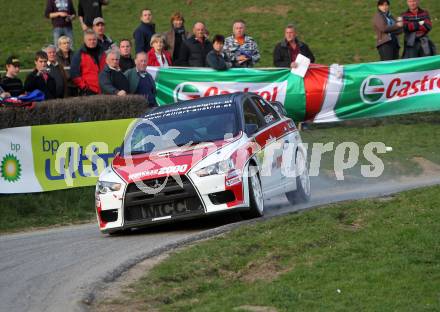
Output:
[{"xmin": 143, "ymin": 93, "xmax": 246, "ymax": 118}]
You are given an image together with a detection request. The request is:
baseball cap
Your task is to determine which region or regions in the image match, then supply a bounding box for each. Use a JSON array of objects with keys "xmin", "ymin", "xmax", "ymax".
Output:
[
  {"xmin": 93, "ymin": 17, "xmax": 105, "ymax": 26},
  {"xmin": 6, "ymin": 56, "xmax": 20, "ymax": 66}
]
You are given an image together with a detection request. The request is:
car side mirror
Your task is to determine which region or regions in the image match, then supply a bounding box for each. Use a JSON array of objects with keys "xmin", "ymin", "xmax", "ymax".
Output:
[{"xmin": 245, "ymin": 123, "xmax": 258, "ymax": 136}]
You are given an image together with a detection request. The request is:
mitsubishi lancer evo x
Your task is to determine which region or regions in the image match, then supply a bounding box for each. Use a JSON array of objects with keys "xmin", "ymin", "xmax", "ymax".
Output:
[{"xmin": 95, "ymin": 92, "xmax": 310, "ymax": 234}]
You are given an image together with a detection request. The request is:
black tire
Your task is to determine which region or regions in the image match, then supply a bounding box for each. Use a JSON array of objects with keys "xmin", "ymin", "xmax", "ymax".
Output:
[
  {"xmin": 241, "ymin": 165, "xmax": 264, "ymax": 219},
  {"xmin": 285, "ymin": 150, "xmax": 311, "ymax": 205}
]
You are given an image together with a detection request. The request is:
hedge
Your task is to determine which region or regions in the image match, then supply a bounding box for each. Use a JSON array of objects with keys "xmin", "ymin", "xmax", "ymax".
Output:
[{"xmin": 0, "ymin": 95, "xmax": 150, "ymax": 129}]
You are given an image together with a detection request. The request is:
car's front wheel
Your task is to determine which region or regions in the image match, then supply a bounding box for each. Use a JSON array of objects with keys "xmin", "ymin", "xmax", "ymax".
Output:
[
  {"xmin": 241, "ymin": 165, "xmax": 264, "ymax": 219},
  {"xmin": 286, "ymin": 150, "xmax": 311, "ymax": 205}
]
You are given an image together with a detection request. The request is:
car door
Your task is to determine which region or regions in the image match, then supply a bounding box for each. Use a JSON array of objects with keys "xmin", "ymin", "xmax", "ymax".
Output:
[{"xmin": 242, "ymin": 95, "xmax": 283, "ymax": 197}]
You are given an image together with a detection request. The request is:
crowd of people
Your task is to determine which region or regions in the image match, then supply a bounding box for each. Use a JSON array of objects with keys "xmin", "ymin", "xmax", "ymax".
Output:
[{"xmin": 0, "ymin": 0, "xmax": 436, "ymax": 104}]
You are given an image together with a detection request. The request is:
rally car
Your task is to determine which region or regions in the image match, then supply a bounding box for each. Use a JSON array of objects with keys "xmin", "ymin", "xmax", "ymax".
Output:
[{"xmin": 95, "ymin": 92, "xmax": 310, "ymax": 234}]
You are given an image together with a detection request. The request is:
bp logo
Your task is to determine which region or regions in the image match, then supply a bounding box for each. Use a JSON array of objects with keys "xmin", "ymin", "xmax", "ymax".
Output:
[
  {"xmin": 360, "ymin": 76, "xmax": 386, "ymax": 104},
  {"xmin": 1, "ymin": 154, "xmax": 22, "ymax": 183},
  {"xmin": 173, "ymin": 83, "xmax": 201, "ymax": 102}
]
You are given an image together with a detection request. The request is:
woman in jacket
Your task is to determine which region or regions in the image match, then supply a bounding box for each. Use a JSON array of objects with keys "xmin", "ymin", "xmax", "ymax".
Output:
[
  {"xmin": 146, "ymin": 34, "xmax": 172, "ymax": 67},
  {"xmin": 373, "ymin": 0, "xmax": 403, "ymax": 61},
  {"xmin": 163, "ymin": 12, "xmax": 190, "ymax": 62}
]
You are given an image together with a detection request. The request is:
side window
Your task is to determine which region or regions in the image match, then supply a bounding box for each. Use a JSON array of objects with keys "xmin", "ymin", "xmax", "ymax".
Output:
[
  {"xmin": 253, "ymin": 97, "xmax": 280, "ymax": 125},
  {"xmin": 243, "ymin": 99, "xmax": 265, "ymax": 128}
]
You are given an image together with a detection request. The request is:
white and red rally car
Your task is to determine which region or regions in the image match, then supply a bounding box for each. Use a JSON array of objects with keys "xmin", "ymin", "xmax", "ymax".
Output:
[{"xmin": 95, "ymin": 92, "xmax": 310, "ymax": 234}]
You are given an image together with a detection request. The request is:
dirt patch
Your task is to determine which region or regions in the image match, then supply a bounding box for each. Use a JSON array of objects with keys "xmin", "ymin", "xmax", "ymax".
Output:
[
  {"xmin": 234, "ymin": 305, "xmax": 278, "ymax": 312},
  {"xmin": 243, "ymin": 5, "xmax": 290, "ymax": 17},
  {"xmin": 412, "ymin": 157, "xmax": 440, "ymax": 175},
  {"xmin": 239, "ymin": 255, "xmax": 292, "ymax": 283}
]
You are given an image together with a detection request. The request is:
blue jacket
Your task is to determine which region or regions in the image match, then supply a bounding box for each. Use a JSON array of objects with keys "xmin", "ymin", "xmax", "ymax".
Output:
[{"xmin": 133, "ymin": 22, "xmax": 156, "ymax": 54}]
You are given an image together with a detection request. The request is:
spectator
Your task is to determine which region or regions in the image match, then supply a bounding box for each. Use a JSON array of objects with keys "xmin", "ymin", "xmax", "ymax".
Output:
[
  {"xmin": 99, "ymin": 49, "xmax": 129, "ymax": 96},
  {"xmin": 176, "ymin": 22, "xmax": 213, "ymax": 67},
  {"xmin": 401, "ymin": 0, "xmax": 435, "ymax": 58},
  {"xmin": 224, "ymin": 20, "xmax": 260, "ymax": 68},
  {"xmin": 0, "ymin": 56, "xmax": 25, "ymax": 97},
  {"xmin": 71, "ymin": 29, "xmax": 106, "ymax": 95},
  {"xmin": 133, "ymin": 8, "xmax": 156, "ymax": 54},
  {"xmin": 92, "ymin": 17, "xmax": 114, "ymax": 51},
  {"xmin": 125, "ymin": 52, "xmax": 157, "ymax": 107},
  {"xmin": 164, "ymin": 12, "xmax": 190, "ymax": 62},
  {"xmin": 147, "ymin": 35, "xmax": 172, "ymax": 67},
  {"xmin": 373, "ymin": 0, "xmax": 403, "ymax": 61},
  {"xmin": 45, "ymin": 0, "xmax": 76, "ymax": 48},
  {"xmin": 119, "ymin": 39, "xmax": 135, "ymax": 72},
  {"xmin": 206, "ymin": 35, "xmax": 232, "ymax": 70},
  {"xmin": 24, "ymin": 51, "xmax": 57, "ymax": 100},
  {"xmin": 78, "ymin": 0, "xmax": 109, "ymax": 30},
  {"xmin": 273, "ymin": 24, "xmax": 315, "ymax": 68},
  {"xmin": 56, "ymin": 35, "xmax": 77, "ymax": 97},
  {"xmin": 44, "ymin": 45, "xmax": 67, "ymax": 99}
]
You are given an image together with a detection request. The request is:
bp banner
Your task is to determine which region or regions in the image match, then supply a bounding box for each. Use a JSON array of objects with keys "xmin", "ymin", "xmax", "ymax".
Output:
[{"xmin": 0, "ymin": 119, "xmax": 134, "ymax": 194}]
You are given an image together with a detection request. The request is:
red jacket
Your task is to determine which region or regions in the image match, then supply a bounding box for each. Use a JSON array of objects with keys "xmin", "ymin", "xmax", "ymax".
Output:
[
  {"xmin": 402, "ymin": 7, "xmax": 432, "ymax": 37},
  {"xmin": 146, "ymin": 48, "xmax": 172, "ymax": 67},
  {"xmin": 70, "ymin": 46, "xmax": 107, "ymax": 94}
]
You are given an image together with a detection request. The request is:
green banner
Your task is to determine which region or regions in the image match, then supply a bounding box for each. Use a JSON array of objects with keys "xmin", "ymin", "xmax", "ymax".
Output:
[{"xmin": 153, "ymin": 68, "xmax": 307, "ymax": 121}]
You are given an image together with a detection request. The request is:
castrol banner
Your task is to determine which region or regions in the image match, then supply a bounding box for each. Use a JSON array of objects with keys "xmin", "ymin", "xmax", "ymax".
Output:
[{"xmin": 147, "ymin": 56, "xmax": 440, "ymax": 123}]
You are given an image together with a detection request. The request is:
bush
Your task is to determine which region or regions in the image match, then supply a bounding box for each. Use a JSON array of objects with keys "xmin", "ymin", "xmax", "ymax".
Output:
[{"xmin": 0, "ymin": 95, "xmax": 150, "ymax": 129}]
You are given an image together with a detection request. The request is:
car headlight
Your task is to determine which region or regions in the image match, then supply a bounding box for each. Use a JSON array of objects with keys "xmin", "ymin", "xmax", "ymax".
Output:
[
  {"xmin": 195, "ymin": 159, "xmax": 234, "ymax": 177},
  {"xmin": 96, "ymin": 181, "xmax": 122, "ymax": 194}
]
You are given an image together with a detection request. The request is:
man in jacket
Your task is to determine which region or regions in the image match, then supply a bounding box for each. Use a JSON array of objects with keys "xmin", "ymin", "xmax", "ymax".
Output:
[
  {"xmin": 99, "ymin": 50, "xmax": 129, "ymax": 95},
  {"xmin": 24, "ymin": 51, "xmax": 57, "ymax": 100},
  {"xmin": 224, "ymin": 20, "xmax": 260, "ymax": 68},
  {"xmin": 119, "ymin": 39, "xmax": 135, "ymax": 72},
  {"xmin": 273, "ymin": 24, "xmax": 315, "ymax": 68},
  {"xmin": 70, "ymin": 29, "xmax": 107, "ymax": 95},
  {"xmin": 206, "ymin": 35, "xmax": 232, "ymax": 70},
  {"xmin": 401, "ymin": 0, "xmax": 435, "ymax": 58},
  {"xmin": 0, "ymin": 56, "xmax": 25, "ymax": 97},
  {"xmin": 133, "ymin": 8, "xmax": 156, "ymax": 54},
  {"xmin": 125, "ymin": 52, "xmax": 157, "ymax": 106},
  {"xmin": 45, "ymin": 0, "xmax": 76, "ymax": 47},
  {"xmin": 92, "ymin": 17, "xmax": 114, "ymax": 51},
  {"xmin": 45, "ymin": 45, "xmax": 67, "ymax": 98},
  {"xmin": 176, "ymin": 22, "xmax": 213, "ymax": 67}
]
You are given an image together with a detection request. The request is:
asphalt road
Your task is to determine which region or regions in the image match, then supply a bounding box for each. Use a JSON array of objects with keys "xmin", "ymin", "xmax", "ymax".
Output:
[{"xmin": 1, "ymin": 174, "xmax": 440, "ymax": 312}]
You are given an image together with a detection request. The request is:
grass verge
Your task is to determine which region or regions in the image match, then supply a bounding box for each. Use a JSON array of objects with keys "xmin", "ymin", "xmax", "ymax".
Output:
[
  {"xmin": 0, "ymin": 187, "xmax": 95, "ymax": 234},
  {"xmin": 100, "ymin": 185, "xmax": 440, "ymax": 311}
]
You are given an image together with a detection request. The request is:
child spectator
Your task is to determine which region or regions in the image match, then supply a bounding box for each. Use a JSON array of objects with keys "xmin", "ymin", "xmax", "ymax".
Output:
[
  {"xmin": 206, "ymin": 35, "xmax": 232, "ymax": 70},
  {"xmin": 24, "ymin": 51, "xmax": 57, "ymax": 100},
  {"xmin": 0, "ymin": 56, "xmax": 25, "ymax": 97}
]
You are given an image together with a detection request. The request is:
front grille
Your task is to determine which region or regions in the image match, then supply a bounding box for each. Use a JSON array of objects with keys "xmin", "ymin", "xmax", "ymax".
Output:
[{"xmin": 124, "ymin": 176, "xmax": 203, "ymax": 222}]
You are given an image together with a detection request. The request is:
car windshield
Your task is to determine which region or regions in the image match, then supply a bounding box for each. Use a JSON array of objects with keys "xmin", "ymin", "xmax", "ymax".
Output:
[{"xmin": 122, "ymin": 101, "xmax": 239, "ymax": 156}]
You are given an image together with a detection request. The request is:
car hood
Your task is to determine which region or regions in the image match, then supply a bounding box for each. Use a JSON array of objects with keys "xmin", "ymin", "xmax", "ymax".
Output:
[{"xmin": 112, "ymin": 136, "xmax": 241, "ymax": 183}]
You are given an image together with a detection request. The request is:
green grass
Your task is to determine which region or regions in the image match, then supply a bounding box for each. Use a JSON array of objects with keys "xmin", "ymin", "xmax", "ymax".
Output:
[
  {"xmin": 0, "ymin": 187, "xmax": 95, "ymax": 233},
  {"xmin": 1, "ymin": 0, "xmax": 440, "ymax": 69},
  {"xmin": 104, "ymin": 185, "xmax": 440, "ymax": 311}
]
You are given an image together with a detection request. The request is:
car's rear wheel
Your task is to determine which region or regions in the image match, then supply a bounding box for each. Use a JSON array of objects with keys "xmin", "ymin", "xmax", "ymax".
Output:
[
  {"xmin": 286, "ymin": 150, "xmax": 311, "ymax": 205},
  {"xmin": 241, "ymin": 165, "xmax": 264, "ymax": 219}
]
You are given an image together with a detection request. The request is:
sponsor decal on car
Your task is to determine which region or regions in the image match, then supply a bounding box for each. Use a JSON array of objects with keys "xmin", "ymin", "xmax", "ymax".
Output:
[{"xmin": 128, "ymin": 164, "xmax": 188, "ymax": 181}]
